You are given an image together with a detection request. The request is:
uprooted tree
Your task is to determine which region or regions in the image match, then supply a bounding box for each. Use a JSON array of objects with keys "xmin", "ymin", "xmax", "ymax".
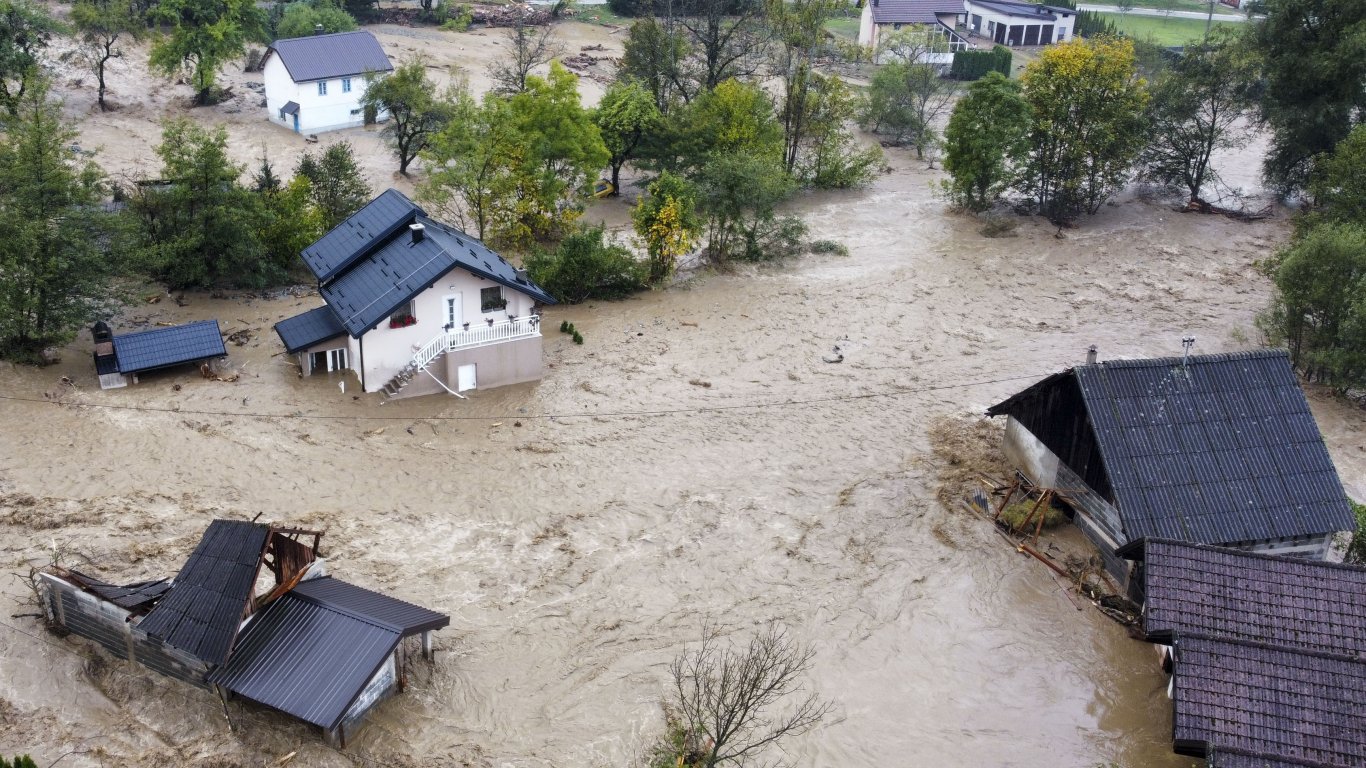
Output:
[{"xmin": 661, "ymin": 622, "xmax": 832, "ymax": 768}]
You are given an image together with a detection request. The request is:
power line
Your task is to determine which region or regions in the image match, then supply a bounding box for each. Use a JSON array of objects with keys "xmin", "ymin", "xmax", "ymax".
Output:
[{"xmin": 0, "ymin": 371, "xmax": 1050, "ymax": 423}]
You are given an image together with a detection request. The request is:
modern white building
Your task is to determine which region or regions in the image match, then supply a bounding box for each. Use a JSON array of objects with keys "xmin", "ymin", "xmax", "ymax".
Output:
[
  {"xmin": 261, "ymin": 30, "xmax": 393, "ymax": 135},
  {"xmin": 857, "ymin": 0, "xmax": 969, "ymax": 63},
  {"xmin": 274, "ymin": 189, "xmax": 558, "ymax": 399},
  {"xmin": 962, "ymin": 0, "xmax": 1076, "ymax": 46}
]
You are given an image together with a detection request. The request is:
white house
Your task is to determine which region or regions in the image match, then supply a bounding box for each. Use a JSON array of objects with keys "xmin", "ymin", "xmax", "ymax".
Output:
[
  {"xmin": 261, "ymin": 30, "xmax": 393, "ymax": 135},
  {"xmin": 858, "ymin": 0, "xmax": 969, "ymax": 64},
  {"xmin": 274, "ymin": 189, "xmax": 558, "ymax": 399},
  {"xmin": 962, "ymin": 0, "xmax": 1075, "ymax": 46}
]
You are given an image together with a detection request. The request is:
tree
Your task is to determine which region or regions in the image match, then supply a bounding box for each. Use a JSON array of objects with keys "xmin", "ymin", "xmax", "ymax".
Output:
[
  {"xmin": 1306, "ymin": 124, "xmax": 1366, "ymax": 227},
  {"xmin": 295, "ymin": 141, "xmax": 371, "ymax": 230},
  {"xmin": 361, "ymin": 60, "xmax": 456, "ymax": 175},
  {"xmin": 0, "ymin": 757, "xmax": 37, "ymax": 768},
  {"xmin": 1138, "ymin": 36, "xmax": 1256, "ymax": 204},
  {"xmin": 665, "ymin": 622, "xmax": 831, "ymax": 768},
  {"xmin": 274, "ymin": 0, "xmax": 357, "ymax": 39},
  {"xmin": 766, "ymin": 0, "xmax": 839, "ymax": 174},
  {"xmin": 674, "ymin": 0, "xmax": 769, "ymax": 98},
  {"xmin": 796, "ymin": 73, "xmax": 882, "ymax": 188},
  {"xmin": 1018, "ymin": 37, "xmax": 1148, "ymax": 222},
  {"xmin": 594, "ymin": 79, "xmax": 661, "ymax": 194},
  {"xmin": 148, "ymin": 0, "xmax": 267, "ymax": 105},
  {"xmin": 0, "ymin": 80, "xmax": 113, "ymax": 363},
  {"xmin": 524, "ymin": 225, "xmax": 647, "ymax": 302},
  {"xmin": 0, "ymin": 0, "xmax": 59, "ymax": 118},
  {"xmin": 488, "ymin": 15, "xmax": 561, "ymax": 95},
  {"xmin": 618, "ymin": 17, "xmax": 688, "ymax": 112},
  {"xmin": 258, "ymin": 174, "xmax": 325, "ymax": 269},
  {"xmin": 70, "ymin": 0, "xmax": 145, "ymax": 112},
  {"xmin": 632, "ymin": 171, "xmax": 700, "ymax": 283},
  {"xmin": 697, "ymin": 152, "xmax": 800, "ymax": 261},
  {"xmin": 861, "ymin": 59, "xmax": 958, "ymax": 159},
  {"xmin": 942, "ymin": 71, "xmax": 1031, "ymax": 212},
  {"xmin": 420, "ymin": 88, "xmax": 520, "ymax": 241},
  {"xmin": 651, "ymin": 78, "xmax": 783, "ymax": 177},
  {"xmin": 1247, "ymin": 0, "xmax": 1366, "ymax": 193}
]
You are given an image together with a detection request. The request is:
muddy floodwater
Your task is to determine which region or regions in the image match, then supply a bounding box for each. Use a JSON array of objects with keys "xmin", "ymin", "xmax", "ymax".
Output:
[{"xmin": 2, "ymin": 144, "xmax": 1364, "ymax": 768}]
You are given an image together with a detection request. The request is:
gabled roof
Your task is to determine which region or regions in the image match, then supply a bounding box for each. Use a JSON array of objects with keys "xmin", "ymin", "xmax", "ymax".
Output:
[
  {"xmin": 206, "ymin": 577, "xmax": 449, "ymax": 731},
  {"xmin": 1171, "ymin": 635, "xmax": 1365, "ymax": 768},
  {"xmin": 965, "ymin": 0, "xmax": 1070, "ymax": 20},
  {"xmin": 264, "ymin": 30, "xmax": 393, "ymax": 84},
  {"xmin": 869, "ymin": 0, "xmax": 965, "ymax": 24},
  {"xmin": 292, "ymin": 189, "xmax": 557, "ymax": 339},
  {"xmin": 1123, "ymin": 538, "xmax": 1366, "ymax": 656},
  {"xmin": 111, "ymin": 320, "xmax": 227, "ymax": 375},
  {"xmin": 274, "ymin": 305, "xmax": 346, "ymax": 354},
  {"xmin": 138, "ymin": 520, "xmax": 269, "ymax": 665},
  {"xmin": 988, "ymin": 349, "xmax": 1355, "ymax": 546}
]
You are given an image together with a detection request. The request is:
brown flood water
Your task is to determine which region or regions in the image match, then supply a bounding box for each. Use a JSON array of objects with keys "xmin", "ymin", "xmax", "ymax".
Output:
[{"xmin": 2, "ymin": 138, "xmax": 1363, "ymax": 768}]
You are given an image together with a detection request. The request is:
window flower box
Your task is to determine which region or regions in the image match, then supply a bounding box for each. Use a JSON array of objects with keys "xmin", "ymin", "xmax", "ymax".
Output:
[{"xmin": 389, "ymin": 315, "xmax": 417, "ymax": 329}]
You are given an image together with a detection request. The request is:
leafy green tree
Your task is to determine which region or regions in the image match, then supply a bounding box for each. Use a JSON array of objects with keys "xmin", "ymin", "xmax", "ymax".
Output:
[
  {"xmin": 259, "ymin": 175, "xmax": 325, "ymax": 269},
  {"xmin": 0, "ymin": 0, "xmax": 59, "ymax": 117},
  {"xmin": 1139, "ymin": 36, "xmax": 1256, "ymax": 204},
  {"xmin": 295, "ymin": 141, "xmax": 371, "ymax": 230},
  {"xmin": 941, "ymin": 71, "xmax": 1031, "ymax": 212},
  {"xmin": 1018, "ymin": 37, "xmax": 1148, "ymax": 222},
  {"xmin": 420, "ymin": 88, "xmax": 520, "ymax": 241},
  {"xmin": 361, "ymin": 60, "xmax": 456, "ymax": 175},
  {"xmin": 1261, "ymin": 222, "xmax": 1366, "ymax": 386},
  {"xmin": 650, "ymin": 78, "xmax": 783, "ymax": 177},
  {"xmin": 148, "ymin": 0, "xmax": 267, "ymax": 105},
  {"xmin": 766, "ymin": 0, "xmax": 839, "ymax": 174},
  {"xmin": 71, "ymin": 0, "xmax": 146, "ymax": 112},
  {"xmin": 675, "ymin": 0, "xmax": 768, "ymax": 98},
  {"xmin": 594, "ymin": 79, "xmax": 661, "ymax": 194},
  {"xmin": 1306, "ymin": 124, "xmax": 1366, "ymax": 227},
  {"xmin": 797, "ymin": 73, "xmax": 881, "ymax": 188},
  {"xmin": 0, "ymin": 81, "xmax": 113, "ymax": 363},
  {"xmin": 618, "ymin": 17, "xmax": 687, "ymax": 111},
  {"xmin": 697, "ymin": 152, "xmax": 800, "ymax": 261},
  {"xmin": 632, "ymin": 171, "xmax": 700, "ymax": 283},
  {"xmin": 1246, "ymin": 0, "xmax": 1366, "ymax": 193},
  {"xmin": 274, "ymin": 0, "xmax": 357, "ymax": 39},
  {"xmin": 861, "ymin": 59, "xmax": 958, "ymax": 159},
  {"xmin": 128, "ymin": 119, "xmax": 276, "ymax": 288},
  {"xmin": 524, "ymin": 225, "xmax": 647, "ymax": 303}
]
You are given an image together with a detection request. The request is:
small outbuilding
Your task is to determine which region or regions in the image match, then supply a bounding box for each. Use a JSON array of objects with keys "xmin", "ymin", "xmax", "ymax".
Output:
[
  {"xmin": 962, "ymin": 0, "xmax": 1075, "ymax": 46},
  {"xmin": 262, "ymin": 30, "xmax": 393, "ymax": 135},
  {"xmin": 986, "ymin": 349, "xmax": 1357, "ymax": 581},
  {"xmin": 92, "ymin": 319, "xmax": 228, "ymax": 389}
]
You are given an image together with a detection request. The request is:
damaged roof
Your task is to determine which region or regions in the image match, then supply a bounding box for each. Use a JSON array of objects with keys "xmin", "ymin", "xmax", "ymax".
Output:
[
  {"xmin": 987, "ymin": 349, "xmax": 1355, "ymax": 546},
  {"xmin": 67, "ymin": 570, "xmax": 171, "ymax": 614},
  {"xmin": 207, "ymin": 577, "xmax": 448, "ymax": 731},
  {"xmin": 138, "ymin": 520, "xmax": 270, "ymax": 665}
]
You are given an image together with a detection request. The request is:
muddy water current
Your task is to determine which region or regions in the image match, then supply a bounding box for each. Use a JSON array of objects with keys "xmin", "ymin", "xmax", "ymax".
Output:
[{"xmin": 2, "ymin": 148, "xmax": 1362, "ymax": 768}]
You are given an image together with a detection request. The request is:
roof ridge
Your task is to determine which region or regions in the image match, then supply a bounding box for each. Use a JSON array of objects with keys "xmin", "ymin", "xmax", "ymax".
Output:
[
  {"xmin": 1128, "ymin": 537, "xmax": 1366, "ymax": 575},
  {"xmin": 272, "ymin": 29, "xmax": 375, "ymax": 45},
  {"xmin": 1176, "ymin": 632, "xmax": 1365, "ymax": 665},
  {"xmin": 1082, "ymin": 348, "xmax": 1290, "ymax": 370},
  {"xmin": 287, "ymin": 577, "xmax": 407, "ymax": 634},
  {"xmin": 108, "ymin": 318, "xmax": 220, "ymax": 341}
]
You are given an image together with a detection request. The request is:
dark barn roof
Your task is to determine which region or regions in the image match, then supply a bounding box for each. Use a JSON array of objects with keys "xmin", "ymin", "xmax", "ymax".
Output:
[
  {"xmin": 1123, "ymin": 538, "xmax": 1366, "ymax": 656},
  {"xmin": 265, "ymin": 30, "xmax": 393, "ymax": 84},
  {"xmin": 1171, "ymin": 634, "xmax": 1365, "ymax": 767},
  {"xmin": 987, "ymin": 350, "xmax": 1355, "ymax": 547},
  {"xmin": 280, "ymin": 188, "xmax": 556, "ymax": 346},
  {"xmin": 67, "ymin": 570, "xmax": 171, "ymax": 613},
  {"xmin": 111, "ymin": 320, "xmax": 227, "ymax": 375},
  {"xmin": 274, "ymin": 305, "xmax": 346, "ymax": 354},
  {"xmin": 138, "ymin": 520, "xmax": 270, "ymax": 665},
  {"xmin": 869, "ymin": 0, "xmax": 964, "ymax": 23},
  {"xmin": 207, "ymin": 577, "xmax": 448, "ymax": 731}
]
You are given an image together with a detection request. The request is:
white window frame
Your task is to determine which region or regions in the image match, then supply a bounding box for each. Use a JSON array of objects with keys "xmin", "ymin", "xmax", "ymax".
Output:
[
  {"xmin": 342, "ymin": 77, "xmax": 352, "ymax": 93},
  {"xmin": 318, "ymin": 80, "xmax": 328, "ymax": 96}
]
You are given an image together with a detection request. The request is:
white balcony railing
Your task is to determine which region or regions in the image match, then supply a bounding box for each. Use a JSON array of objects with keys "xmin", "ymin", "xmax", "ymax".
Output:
[{"xmin": 411, "ymin": 314, "xmax": 542, "ymax": 372}]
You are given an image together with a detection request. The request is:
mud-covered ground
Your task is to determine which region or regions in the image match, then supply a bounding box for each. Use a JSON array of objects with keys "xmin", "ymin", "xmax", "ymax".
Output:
[{"xmin": 3, "ymin": 9, "xmax": 1365, "ymax": 768}]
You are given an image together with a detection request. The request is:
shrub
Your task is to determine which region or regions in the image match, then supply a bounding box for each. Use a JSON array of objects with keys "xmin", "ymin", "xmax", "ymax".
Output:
[
  {"xmin": 1345, "ymin": 500, "xmax": 1366, "ymax": 564},
  {"xmin": 808, "ymin": 239, "xmax": 849, "ymax": 256},
  {"xmin": 949, "ymin": 46, "xmax": 1011, "ymax": 81},
  {"xmin": 999, "ymin": 499, "xmax": 1067, "ymax": 531},
  {"xmin": 979, "ymin": 214, "xmax": 1018, "ymax": 238},
  {"xmin": 524, "ymin": 225, "xmax": 647, "ymax": 304},
  {"xmin": 572, "ymin": 331, "xmax": 584, "ymax": 344},
  {"xmin": 559, "ymin": 320, "xmax": 570, "ymax": 333}
]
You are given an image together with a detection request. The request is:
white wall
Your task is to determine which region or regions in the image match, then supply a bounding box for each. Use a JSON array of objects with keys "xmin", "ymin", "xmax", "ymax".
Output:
[
  {"xmin": 262, "ymin": 54, "xmax": 380, "ymax": 134},
  {"xmin": 964, "ymin": 1, "xmax": 1074, "ymax": 44}
]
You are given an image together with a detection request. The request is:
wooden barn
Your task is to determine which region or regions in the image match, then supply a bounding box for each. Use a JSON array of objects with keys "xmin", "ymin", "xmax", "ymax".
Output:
[
  {"xmin": 986, "ymin": 349, "xmax": 1356, "ymax": 581},
  {"xmin": 1119, "ymin": 538, "xmax": 1365, "ymax": 768}
]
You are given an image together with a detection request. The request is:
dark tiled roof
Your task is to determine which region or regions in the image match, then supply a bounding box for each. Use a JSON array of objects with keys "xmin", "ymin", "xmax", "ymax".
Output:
[
  {"xmin": 68, "ymin": 570, "xmax": 171, "ymax": 613},
  {"xmin": 966, "ymin": 0, "xmax": 1067, "ymax": 20},
  {"xmin": 301, "ymin": 188, "xmax": 421, "ymax": 283},
  {"xmin": 1172, "ymin": 635, "xmax": 1365, "ymax": 768},
  {"xmin": 281, "ymin": 100, "xmax": 299, "ymax": 116},
  {"xmin": 266, "ymin": 30, "xmax": 393, "ymax": 84},
  {"xmin": 870, "ymin": 0, "xmax": 964, "ymax": 23},
  {"xmin": 111, "ymin": 320, "xmax": 227, "ymax": 375},
  {"xmin": 989, "ymin": 350, "xmax": 1355, "ymax": 546},
  {"xmin": 308, "ymin": 189, "xmax": 556, "ymax": 337},
  {"xmin": 291, "ymin": 576, "xmax": 449, "ymax": 635},
  {"xmin": 274, "ymin": 305, "xmax": 346, "ymax": 354},
  {"xmin": 138, "ymin": 520, "xmax": 270, "ymax": 665},
  {"xmin": 1126, "ymin": 538, "xmax": 1366, "ymax": 657},
  {"xmin": 207, "ymin": 577, "xmax": 448, "ymax": 731},
  {"xmin": 1208, "ymin": 750, "xmax": 1341, "ymax": 768}
]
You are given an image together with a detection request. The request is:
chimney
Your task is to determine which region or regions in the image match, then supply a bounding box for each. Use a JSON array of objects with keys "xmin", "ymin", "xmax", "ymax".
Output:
[
  {"xmin": 409, "ymin": 222, "xmax": 425, "ymax": 244},
  {"xmin": 1085, "ymin": 345, "xmax": 1097, "ymax": 365},
  {"xmin": 92, "ymin": 320, "xmax": 112, "ymax": 344},
  {"xmin": 314, "ymin": 23, "xmax": 324, "ymax": 35},
  {"xmin": 514, "ymin": 267, "xmax": 529, "ymax": 283}
]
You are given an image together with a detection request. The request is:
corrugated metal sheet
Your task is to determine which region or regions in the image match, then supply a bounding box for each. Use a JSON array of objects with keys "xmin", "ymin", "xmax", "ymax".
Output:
[
  {"xmin": 1172, "ymin": 635, "xmax": 1365, "ymax": 768},
  {"xmin": 67, "ymin": 570, "xmax": 171, "ymax": 612},
  {"xmin": 989, "ymin": 350, "xmax": 1356, "ymax": 547},
  {"xmin": 291, "ymin": 576, "xmax": 449, "ymax": 635},
  {"xmin": 111, "ymin": 320, "xmax": 227, "ymax": 374},
  {"xmin": 207, "ymin": 591, "xmax": 400, "ymax": 731},
  {"xmin": 274, "ymin": 305, "xmax": 347, "ymax": 354},
  {"xmin": 266, "ymin": 30, "xmax": 393, "ymax": 84},
  {"xmin": 138, "ymin": 520, "xmax": 269, "ymax": 665},
  {"xmin": 301, "ymin": 188, "xmax": 420, "ymax": 283},
  {"xmin": 869, "ymin": 0, "xmax": 964, "ymax": 23},
  {"xmin": 1132, "ymin": 538, "xmax": 1366, "ymax": 657}
]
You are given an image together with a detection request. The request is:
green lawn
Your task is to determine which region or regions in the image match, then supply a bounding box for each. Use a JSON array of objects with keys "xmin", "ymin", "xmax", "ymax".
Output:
[
  {"xmin": 574, "ymin": 5, "xmax": 631, "ymax": 26},
  {"xmin": 1097, "ymin": 13, "xmax": 1238, "ymax": 45},
  {"xmin": 824, "ymin": 16, "xmax": 861, "ymax": 40},
  {"xmin": 1127, "ymin": 0, "xmax": 1242, "ymax": 15}
]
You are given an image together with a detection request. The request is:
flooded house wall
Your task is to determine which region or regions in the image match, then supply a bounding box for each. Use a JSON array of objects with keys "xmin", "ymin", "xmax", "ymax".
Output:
[
  {"xmin": 39, "ymin": 573, "xmax": 211, "ymax": 689},
  {"xmin": 327, "ymin": 652, "xmax": 398, "ymax": 748},
  {"xmin": 439, "ymin": 335, "xmax": 544, "ymax": 394}
]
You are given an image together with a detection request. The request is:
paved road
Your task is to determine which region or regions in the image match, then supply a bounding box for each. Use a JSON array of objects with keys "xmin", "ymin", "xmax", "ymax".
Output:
[{"xmin": 1077, "ymin": 4, "xmax": 1249, "ymax": 20}]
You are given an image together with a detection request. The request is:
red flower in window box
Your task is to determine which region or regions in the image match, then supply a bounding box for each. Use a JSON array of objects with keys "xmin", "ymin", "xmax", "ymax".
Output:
[{"xmin": 389, "ymin": 315, "xmax": 417, "ymax": 329}]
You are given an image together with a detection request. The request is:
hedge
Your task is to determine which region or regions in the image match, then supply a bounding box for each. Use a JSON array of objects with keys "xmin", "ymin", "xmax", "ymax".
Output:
[{"xmin": 949, "ymin": 45, "xmax": 1012, "ymax": 81}]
